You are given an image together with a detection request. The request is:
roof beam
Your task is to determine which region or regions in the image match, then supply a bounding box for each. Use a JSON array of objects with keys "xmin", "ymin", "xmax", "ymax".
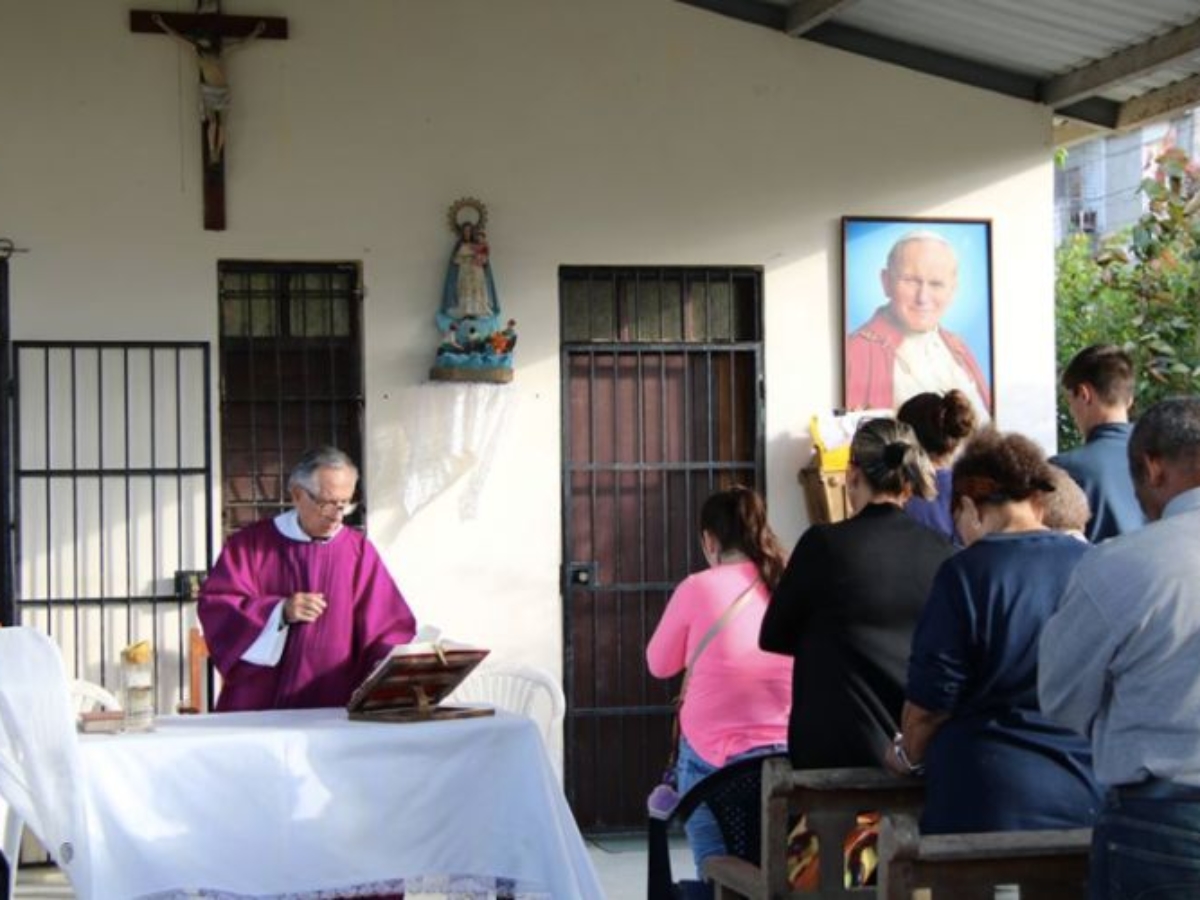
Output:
[
  {"xmin": 673, "ymin": 0, "xmax": 786, "ymax": 30},
  {"xmin": 1041, "ymin": 16, "xmax": 1200, "ymax": 108},
  {"xmin": 805, "ymin": 22, "xmax": 1041, "ymax": 101},
  {"xmin": 785, "ymin": 0, "xmax": 853, "ymax": 37},
  {"xmin": 1054, "ymin": 96, "xmax": 1122, "ymax": 129},
  {"xmin": 1117, "ymin": 73, "xmax": 1200, "ymax": 129}
]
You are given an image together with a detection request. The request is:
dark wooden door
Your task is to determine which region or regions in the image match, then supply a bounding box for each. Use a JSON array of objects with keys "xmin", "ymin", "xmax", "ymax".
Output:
[{"xmin": 560, "ymin": 266, "xmax": 765, "ymax": 830}]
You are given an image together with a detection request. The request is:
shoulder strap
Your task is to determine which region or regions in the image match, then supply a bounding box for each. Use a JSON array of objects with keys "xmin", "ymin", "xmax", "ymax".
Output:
[{"xmin": 679, "ymin": 576, "xmax": 763, "ymax": 702}]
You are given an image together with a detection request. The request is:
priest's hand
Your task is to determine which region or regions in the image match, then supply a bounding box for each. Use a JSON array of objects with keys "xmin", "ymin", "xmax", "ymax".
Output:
[{"xmin": 284, "ymin": 592, "xmax": 327, "ymax": 624}]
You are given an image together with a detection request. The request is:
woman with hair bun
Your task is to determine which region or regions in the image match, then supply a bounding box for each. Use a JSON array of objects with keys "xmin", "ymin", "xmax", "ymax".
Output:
[
  {"xmin": 897, "ymin": 389, "xmax": 978, "ymax": 542},
  {"xmin": 887, "ymin": 429, "xmax": 1102, "ymax": 833},
  {"xmin": 760, "ymin": 418, "xmax": 954, "ymax": 768}
]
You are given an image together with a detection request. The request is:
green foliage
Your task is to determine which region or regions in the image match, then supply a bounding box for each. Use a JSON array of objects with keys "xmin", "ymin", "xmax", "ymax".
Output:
[{"xmin": 1055, "ymin": 147, "xmax": 1200, "ymax": 449}]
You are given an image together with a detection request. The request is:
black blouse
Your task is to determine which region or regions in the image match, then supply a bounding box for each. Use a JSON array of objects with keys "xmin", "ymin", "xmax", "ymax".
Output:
[{"xmin": 760, "ymin": 502, "xmax": 953, "ymax": 768}]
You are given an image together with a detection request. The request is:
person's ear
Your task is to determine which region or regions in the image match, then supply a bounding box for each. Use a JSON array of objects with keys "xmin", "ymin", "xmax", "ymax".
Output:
[
  {"xmin": 1141, "ymin": 454, "xmax": 1167, "ymax": 488},
  {"xmin": 879, "ymin": 267, "xmax": 893, "ymax": 297}
]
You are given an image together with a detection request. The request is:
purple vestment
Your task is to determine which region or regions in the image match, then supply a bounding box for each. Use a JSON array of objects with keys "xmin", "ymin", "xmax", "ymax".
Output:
[{"xmin": 198, "ymin": 519, "xmax": 417, "ymax": 711}]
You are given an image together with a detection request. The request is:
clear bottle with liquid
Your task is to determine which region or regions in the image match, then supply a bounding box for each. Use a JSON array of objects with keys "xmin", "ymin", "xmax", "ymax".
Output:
[{"xmin": 121, "ymin": 643, "xmax": 155, "ymax": 732}]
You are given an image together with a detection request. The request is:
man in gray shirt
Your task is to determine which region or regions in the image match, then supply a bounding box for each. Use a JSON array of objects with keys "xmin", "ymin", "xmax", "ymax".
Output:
[{"xmin": 1040, "ymin": 396, "xmax": 1200, "ymax": 900}]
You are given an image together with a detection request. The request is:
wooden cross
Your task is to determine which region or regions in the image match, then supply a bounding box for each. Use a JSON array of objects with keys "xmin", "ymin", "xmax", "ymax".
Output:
[{"xmin": 131, "ymin": 1, "xmax": 288, "ymax": 231}]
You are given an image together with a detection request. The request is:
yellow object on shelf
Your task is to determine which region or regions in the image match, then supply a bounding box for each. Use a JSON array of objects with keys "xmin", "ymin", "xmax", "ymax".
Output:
[{"xmin": 810, "ymin": 414, "xmax": 851, "ymax": 472}]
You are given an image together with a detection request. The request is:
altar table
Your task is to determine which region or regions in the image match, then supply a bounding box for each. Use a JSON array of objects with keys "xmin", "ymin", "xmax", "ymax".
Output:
[{"xmin": 77, "ymin": 707, "xmax": 603, "ymax": 899}]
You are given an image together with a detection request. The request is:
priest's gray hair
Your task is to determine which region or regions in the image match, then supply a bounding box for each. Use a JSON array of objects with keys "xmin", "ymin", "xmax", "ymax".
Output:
[{"xmin": 288, "ymin": 446, "xmax": 359, "ymax": 493}]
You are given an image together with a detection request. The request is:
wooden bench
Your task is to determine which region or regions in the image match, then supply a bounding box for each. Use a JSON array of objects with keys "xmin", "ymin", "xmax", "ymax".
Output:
[
  {"xmin": 876, "ymin": 813, "xmax": 1092, "ymax": 900},
  {"xmin": 704, "ymin": 758, "xmax": 925, "ymax": 899}
]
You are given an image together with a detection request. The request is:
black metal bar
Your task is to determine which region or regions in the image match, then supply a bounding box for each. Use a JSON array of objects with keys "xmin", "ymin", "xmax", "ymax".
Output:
[
  {"xmin": 41, "ymin": 348, "xmax": 52, "ymax": 630},
  {"xmin": 97, "ymin": 348, "xmax": 109, "ymax": 686},
  {"xmin": 175, "ymin": 348, "xmax": 186, "ymax": 697},
  {"xmin": 70, "ymin": 347, "xmax": 81, "ymax": 671},
  {"xmin": 7, "ymin": 338, "xmax": 23, "ymax": 629},
  {"xmin": 0, "ymin": 259, "xmax": 11, "ymax": 626},
  {"xmin": 275, "ymin": 273, "xmax": 286, "ymax": 507},
  {"xmin": 123, "ymin": 348, "xmax": 134, "ymax": 638}
]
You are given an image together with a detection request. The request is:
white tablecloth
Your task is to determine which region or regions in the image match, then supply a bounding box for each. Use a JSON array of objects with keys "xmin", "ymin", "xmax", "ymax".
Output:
[{"xmin": 78, "ymin": 708, "xmax": 602, "ymax": 899}]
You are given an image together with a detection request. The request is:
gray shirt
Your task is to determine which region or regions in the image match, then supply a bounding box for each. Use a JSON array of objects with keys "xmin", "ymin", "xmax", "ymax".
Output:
[{"xmin": 1039, "ymin": 486, "xmax": 1200, "ymax": 787}]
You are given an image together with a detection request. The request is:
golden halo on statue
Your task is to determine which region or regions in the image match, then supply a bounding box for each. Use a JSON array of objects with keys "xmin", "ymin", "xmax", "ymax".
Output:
[{"xmin": 446, "ymin": 197, "xmax": 489, "ymax": 234}]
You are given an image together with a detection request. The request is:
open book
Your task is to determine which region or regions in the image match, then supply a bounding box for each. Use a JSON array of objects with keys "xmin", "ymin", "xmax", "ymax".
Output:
[{"xmin": 346, "ymin": 640, "xmax": 492, "ymax": 723}]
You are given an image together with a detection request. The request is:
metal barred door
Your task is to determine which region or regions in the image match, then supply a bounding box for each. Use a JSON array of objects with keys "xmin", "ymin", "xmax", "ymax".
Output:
[
  {"xmin": 10, "ymin": 341, "xmax": 214, "ymax": 711},
  {"xmin": 560, "ymin": 266, "xmax": 765, "ymax": 830}
]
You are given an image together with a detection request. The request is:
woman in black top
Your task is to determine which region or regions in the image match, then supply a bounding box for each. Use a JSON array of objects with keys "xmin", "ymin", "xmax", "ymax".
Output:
[{"xmin": 760, "ymin": 417, "xmax": 954, "ymax": 768}]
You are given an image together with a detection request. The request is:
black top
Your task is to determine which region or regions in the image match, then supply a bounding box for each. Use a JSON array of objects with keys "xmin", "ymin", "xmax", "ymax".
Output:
[{"xmin": 760, "ymin": 503, "xmax": 954, "ymax": 768}]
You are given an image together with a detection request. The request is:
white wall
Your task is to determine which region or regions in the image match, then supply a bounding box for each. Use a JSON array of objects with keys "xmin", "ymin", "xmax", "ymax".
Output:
[{"xmin": 0, "ymin": 0, "xmax": 1057, "ymax": 679}]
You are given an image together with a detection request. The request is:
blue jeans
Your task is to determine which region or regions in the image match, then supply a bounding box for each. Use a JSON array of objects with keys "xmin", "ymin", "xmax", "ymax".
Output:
[
  {"xmin": 676, "ymin": 737, "xmax": 786, "ymax": 878},
  {"xmin": 1090, "ymin": 791, "xmax": 1200, "ymax": 899}
]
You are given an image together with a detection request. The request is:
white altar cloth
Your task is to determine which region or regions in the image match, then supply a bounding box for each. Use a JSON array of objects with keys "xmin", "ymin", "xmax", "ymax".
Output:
[{"xmin": 78, "ymin": 708, "xmax": 602, "ymax": 899}]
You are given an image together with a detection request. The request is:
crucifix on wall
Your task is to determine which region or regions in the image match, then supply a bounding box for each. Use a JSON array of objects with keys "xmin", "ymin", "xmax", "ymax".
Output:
[{"xmin": 131, "ymin": 1, "xmax": 288, "ymax": 231}]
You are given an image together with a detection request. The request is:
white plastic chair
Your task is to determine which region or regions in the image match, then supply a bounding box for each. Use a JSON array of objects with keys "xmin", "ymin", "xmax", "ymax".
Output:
[
  {"xmin": 1, "ymin": 680, "xmax": 119, "ymax": 896},
  {"xmin": 0, "ymin": 629, "xmax": 93, "ymax": 900},
  {"xmin": 447, "ymin": 662, "xmax": 566, "ymax": 771},
  {"xmin": 68, "ymin": 680, "xmax": 121, "ymax": 716}
]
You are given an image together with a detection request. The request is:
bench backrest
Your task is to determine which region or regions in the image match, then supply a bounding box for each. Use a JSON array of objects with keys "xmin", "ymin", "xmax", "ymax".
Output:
[
  {"xmin": 705, "ymin": 758, "xmax": 926, "ymax": 899},
  {"xmin": 876, "ymin": 812, "xmax": 1092, "ymax": 900}
]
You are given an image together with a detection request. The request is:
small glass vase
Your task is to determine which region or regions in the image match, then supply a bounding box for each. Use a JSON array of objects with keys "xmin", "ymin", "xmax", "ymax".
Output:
[{"xmin": 121, "ymin": 660, "xmax": 155, "ymax": 732}]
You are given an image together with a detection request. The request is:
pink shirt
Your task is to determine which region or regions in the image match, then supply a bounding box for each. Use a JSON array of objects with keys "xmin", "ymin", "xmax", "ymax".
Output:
[{"xmin": 646, "ymin": 561, "xmax": 792, "ymax": 767}]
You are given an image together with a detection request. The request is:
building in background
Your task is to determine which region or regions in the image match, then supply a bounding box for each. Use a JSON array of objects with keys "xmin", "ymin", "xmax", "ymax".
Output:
[{"xmin": 1056, "ymin": 109, "xmax": 1199, "ymax": 244}]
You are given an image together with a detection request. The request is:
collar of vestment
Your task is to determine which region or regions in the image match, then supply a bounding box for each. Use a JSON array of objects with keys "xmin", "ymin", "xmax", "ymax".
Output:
[{"xmin": 273, "ymin": 509, "xmax": 343, "ymax": 544}]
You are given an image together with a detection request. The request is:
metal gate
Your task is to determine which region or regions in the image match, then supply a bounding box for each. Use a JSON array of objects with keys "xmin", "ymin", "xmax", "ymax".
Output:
[
  {"xmin": 10, "ymin": 341, "xmax": 214, "ymax": 710},
  {"xmin": 560, "ymin": 266, "xmax": 765, "ymax": 830}
]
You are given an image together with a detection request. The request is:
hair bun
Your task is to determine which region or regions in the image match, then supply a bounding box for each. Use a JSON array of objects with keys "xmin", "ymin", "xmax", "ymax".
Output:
[{"xmin": 883, "ymin": 441, "xmax": 910, "ymax": 468}]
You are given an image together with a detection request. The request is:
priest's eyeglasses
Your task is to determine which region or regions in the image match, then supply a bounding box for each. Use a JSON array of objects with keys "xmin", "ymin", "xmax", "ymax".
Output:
[{"xmin": 301, "ymin": 488, "xmax": 357, "ymax": 517}]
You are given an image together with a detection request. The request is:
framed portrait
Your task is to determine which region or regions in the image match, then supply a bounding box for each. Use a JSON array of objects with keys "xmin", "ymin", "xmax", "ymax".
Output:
[{"xmin": 842, "ymin": 216, "xmax": 994, "ymax": 421}]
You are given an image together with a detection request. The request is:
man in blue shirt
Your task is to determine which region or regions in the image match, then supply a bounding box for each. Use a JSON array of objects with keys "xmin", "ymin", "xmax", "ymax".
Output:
[
  {"xmin": 1050, "ymin": 344, "xmax": 1143, "ymax": 541},
  {"xmin": 1040, "ymin": 397, "xmax": 1200, "ymax": 899}
]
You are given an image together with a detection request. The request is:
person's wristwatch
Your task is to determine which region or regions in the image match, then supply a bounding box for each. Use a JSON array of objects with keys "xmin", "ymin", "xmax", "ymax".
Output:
[{"xmin": 892, "ymin": 732, "xmax": 925, "ymax": 775}]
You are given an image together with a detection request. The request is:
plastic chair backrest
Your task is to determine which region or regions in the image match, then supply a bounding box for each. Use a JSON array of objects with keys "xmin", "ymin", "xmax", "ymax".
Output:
[
  {"xmin": 0, "ymin": 628, "xmax": 92, "ymax": 900},
  {"xmin": 647, "ymin": 751, "xmax": 787, "ymax": 900},
  {"xmin": 447, "ymin": 662, "xmax": 565, "ymax": 750},
  {"xmin": 68, "ymin": 680, "xmax": 121, "ymax": 715}
]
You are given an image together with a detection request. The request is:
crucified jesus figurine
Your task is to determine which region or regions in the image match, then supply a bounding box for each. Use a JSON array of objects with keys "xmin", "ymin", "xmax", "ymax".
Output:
[{"xmin": 152, "ymin": 11, "xmax": 266, "ymax": 165}]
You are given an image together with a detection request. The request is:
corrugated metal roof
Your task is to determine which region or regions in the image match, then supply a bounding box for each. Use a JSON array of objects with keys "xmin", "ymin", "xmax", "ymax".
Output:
[{"xmin": 677, "ymin": 0, "xmax": 1200, "ymax": 132}]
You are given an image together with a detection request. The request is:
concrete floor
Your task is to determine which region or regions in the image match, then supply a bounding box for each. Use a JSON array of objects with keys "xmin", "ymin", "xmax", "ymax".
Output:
[
  {"xmin": 14, "ymin": 834, "xmax": 694, "ymax": 899},
  {"xmin": 587, "ymin": 830, "xmax": 695, "ymax": 899}
]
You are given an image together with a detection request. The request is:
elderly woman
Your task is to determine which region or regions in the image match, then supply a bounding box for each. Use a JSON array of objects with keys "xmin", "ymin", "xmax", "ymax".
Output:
[
  {"xmin": 760, "ymin": 418, "xmax": 954, "ymax": 768},
  {"xmin": 888, "ymin": 429, "xmax": 1102, "ymax": 832}
]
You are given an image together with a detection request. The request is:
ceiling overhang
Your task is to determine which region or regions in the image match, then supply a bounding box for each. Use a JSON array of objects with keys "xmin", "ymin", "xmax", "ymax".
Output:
[{"xmin": 676, "ymin": 0, "xmax": 1200, "ymax": 141}]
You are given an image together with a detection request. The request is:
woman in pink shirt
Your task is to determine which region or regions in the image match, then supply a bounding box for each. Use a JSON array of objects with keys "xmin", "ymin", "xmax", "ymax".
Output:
[{"xmin": 646, "ymin": 486, "xmax": 792, "ymax": 874}]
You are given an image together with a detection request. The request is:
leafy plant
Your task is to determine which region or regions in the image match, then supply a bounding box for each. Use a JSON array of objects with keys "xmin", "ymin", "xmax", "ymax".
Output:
[{"xmin": 1055, "ymin": 147, "xmax": 1200, "ymax": 449}]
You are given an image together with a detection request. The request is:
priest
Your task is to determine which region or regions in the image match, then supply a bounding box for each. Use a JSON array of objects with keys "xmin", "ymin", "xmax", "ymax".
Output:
[{"xmin": 198, "ymin": 447, "xmax": 417, "ymax": 711}]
